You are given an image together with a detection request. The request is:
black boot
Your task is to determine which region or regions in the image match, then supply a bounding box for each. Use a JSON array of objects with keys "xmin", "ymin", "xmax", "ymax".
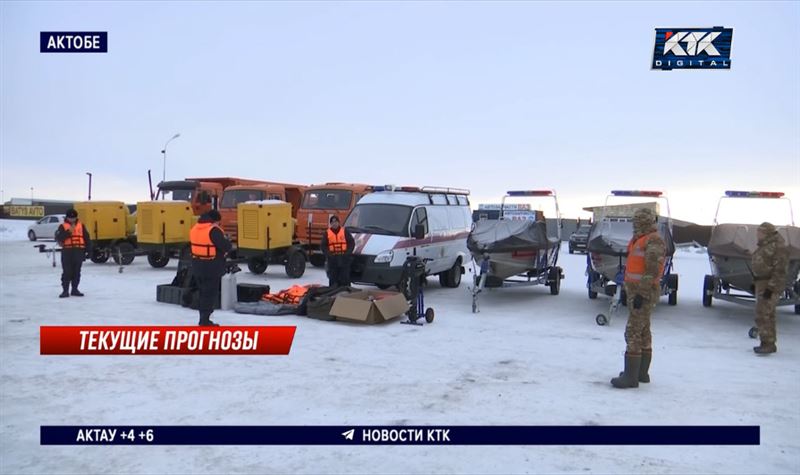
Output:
[
  {"xmin": 754, "ymin": 341, "xmax": 777, "ymax": 355},
  {"xmin": 59, "ymin": 284, "xmax": 70, "ymax": 298},
  {"xmin": 71, "ymin": 284, "xmax": 84, "ymax": 297},
  {"xmin": 611, "ymin": 353, "xmax": 641, "ymax": 389},
  {"xmin": 198, "ymin": 311, "xmax": 219, "ymax": 327},
  {"xmin": 639, "ymin": 349, "xmax": 652, "ymax": 383}
]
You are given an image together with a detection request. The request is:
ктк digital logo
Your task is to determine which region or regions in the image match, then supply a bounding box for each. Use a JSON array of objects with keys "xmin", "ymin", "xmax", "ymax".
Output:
[
  {"xmin": 652, "ymin": 27, "xmax": 732, "ymax": 70},
  {"xmin": 40, "ymin": 32, "xmax": 108, "ymax": 53}
]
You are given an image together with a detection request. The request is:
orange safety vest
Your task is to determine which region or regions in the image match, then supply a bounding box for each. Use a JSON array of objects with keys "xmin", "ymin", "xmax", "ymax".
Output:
[
  {"xmin": 190, "ymin": 222, "xmax": 221, "ymax": 260},
  {"xmin": 262, "ymin": 285, "xmax": 315, "ymax": 305},
  {"xmin": 62, "ymin": 222, "xmax": 86, "ymax": 248},
  {"xmin": 327, "ymin": 227, "xmax": 347, "ymax": 255},
  {"xmin": 624, "ymin": 232, "xmax": 664, "ymax": 287}
]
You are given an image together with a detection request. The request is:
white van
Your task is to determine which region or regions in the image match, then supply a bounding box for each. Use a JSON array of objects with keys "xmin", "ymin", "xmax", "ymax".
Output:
[{"xmin": 344, "ymin": 186, "xmax": 471, "ymax": 288}]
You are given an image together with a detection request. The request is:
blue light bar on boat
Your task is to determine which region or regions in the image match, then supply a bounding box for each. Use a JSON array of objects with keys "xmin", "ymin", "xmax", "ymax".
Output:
[
  {"xmin": 506, "ymin": 190, "xmax": 553, "ymax": 197},
  {"xmin": 724, "ymin": 190, "xmax": 784, "ymax": 198},
  {"xmin": 611, "ymin": 190, "xmax": 663, "ymax": 197}
]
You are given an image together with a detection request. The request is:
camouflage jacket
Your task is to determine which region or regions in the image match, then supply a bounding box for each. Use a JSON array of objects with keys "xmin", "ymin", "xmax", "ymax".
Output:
[{"xmin": 752, "ymin": 232, "xmax": 789, "ymax": 291}]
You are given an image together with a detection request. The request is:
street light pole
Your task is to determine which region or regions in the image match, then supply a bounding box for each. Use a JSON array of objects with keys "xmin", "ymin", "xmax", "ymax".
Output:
[
  {"xmin": 161, "ymin": 133, "xmax": 181, "ymax": 183},
  {"xmin": 86, "ymin": 172, "xmax": 93, "ymax": 201},
  {"xmin": 30, "ymin": 187, "xmax": 34, "ymax": 201}
]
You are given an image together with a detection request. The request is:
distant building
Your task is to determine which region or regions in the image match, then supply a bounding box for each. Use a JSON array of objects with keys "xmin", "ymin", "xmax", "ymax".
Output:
[{"xmin": 0, "ymin": 199, "xmax": 136, "ymax": 220}]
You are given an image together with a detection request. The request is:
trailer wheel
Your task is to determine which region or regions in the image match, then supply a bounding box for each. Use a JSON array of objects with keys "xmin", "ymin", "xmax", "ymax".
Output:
[
  {"xmin": 309, "ymin": 254, "xmax": 326, "ymax": 268},
  {"xmin": 549, "ymin": 267, "xmax": 561, "ymax": 295},
  {"xmin": 248, "ymin": 258, "xmax": 268, "ymax": 275},
  {"xmin": 702, "ymin": 275, "xmax": 714, "ymax": 307},
  {"xmin": 668, "ymin": 290, "xmax": 677, "ymax": 306},
  {"xmin": 588, "ymin": 288, "xmax": 598, "ymax": 299},
  {"xmin": 112, "ymin": 242, "xmax": 135, "ymax": 265},
  {"xmin": 425, "ymin": 308, "xmax": 435, "ymax": 323},
  {"xmin": 596, "ymin": 314, "xmax": 608, "ymax": 326},
  {"xmin": 147, "ymin": 252, "xmax": 170, "ymax": 268},
  {"xmin": 90, "ymin": 249, "xmax": 109, "ymax": 264},
  {"xmin": 748, "ymin": 326, "xmax": 758, "ymax": 339},
  {"xmin": 285, "ymin": 249, "xmax": 306, "ymax": 278}
]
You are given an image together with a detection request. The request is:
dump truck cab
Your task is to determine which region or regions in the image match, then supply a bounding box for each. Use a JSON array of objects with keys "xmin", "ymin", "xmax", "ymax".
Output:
[
  {"xmin": 219, "ymin": 183, "xmax": 305, "ymax": 243},
  {"xmin": 296, "ymin": 183, "xmax": 373, "ymax": 267}
]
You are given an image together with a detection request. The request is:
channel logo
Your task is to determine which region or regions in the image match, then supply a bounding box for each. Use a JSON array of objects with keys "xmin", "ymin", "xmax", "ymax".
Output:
[
  {"xmin": 40, "ymin": 31, "xmax": 108, "ymax": 53},
  {"xmin": 652, "ymin": 27, "xmax": 732, "ymax": 70}
]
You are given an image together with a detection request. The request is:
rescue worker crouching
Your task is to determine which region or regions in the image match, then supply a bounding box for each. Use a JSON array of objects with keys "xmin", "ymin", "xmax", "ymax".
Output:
[
  {"xmin": 320, "ymin": 215, "xmax": 355, "ymax": 288},
  {"xmin": 751, "ymin": 222, "xmax": 789, "ymax": 355},
  {"xmin": 611, "ymin": 208, "xmax": 666, "ymax": 389},
  {"xmin": 55, "ymin": 208, "xmax": 92, "ymax": 298},
  {"xmin": 190, "ymin": 210, "xmax": 232, "ymax": 326}
]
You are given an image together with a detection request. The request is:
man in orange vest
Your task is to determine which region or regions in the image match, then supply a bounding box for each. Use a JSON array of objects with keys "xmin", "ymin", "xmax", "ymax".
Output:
[
  {"xmin": 55, "ymin": 208, "xmax": 92, "ymax": 298},
  {"xmin": 320, "ymin": 216, "xmax": 355, "ymax": 287},
  {"xmin": 190, "ymin": 210, "xmax": 231, "ymax": 326},
  {"xmin": 611, "ymin": 207, "xmax": 666, "ymax": 389}
]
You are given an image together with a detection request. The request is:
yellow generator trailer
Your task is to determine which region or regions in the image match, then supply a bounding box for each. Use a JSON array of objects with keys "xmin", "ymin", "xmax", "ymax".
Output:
[
  {"xmin": 136, "ymin": 201, "xmax": 197, "ymax": 268},
  {"xmin": 73, "ymin": 201, "xmax": 138, "ymax": 265},
  {"xmin": 236, "ymin": 201, "xmax": 306, "ymax": 278}
]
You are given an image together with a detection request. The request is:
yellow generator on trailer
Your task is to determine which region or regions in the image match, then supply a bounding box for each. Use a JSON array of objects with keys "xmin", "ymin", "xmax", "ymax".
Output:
[
  {"xmin": 236, "ymin": 201, "xmax": 307, "ymax": 278},
  {"xmin": 136, "ymin": 201, "xmax": 197, "ymax": 268},
  {"xmin": 73, "ymin": 201, "xmax": 138, "ymax": 265}
]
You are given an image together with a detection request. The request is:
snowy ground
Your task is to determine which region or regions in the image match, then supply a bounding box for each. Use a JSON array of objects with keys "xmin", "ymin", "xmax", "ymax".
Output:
[{"xmin": 1, "ymin": 218, "xmax": 798, "ymax": 474}]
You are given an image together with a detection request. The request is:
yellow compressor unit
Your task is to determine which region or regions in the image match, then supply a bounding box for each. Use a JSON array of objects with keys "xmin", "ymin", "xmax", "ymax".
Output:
[
  {"xmin": 236, "ymin": 201, "xmax": 306, "ymax": 278},
  {"xmin": 136, "ymin": 201, "xmax": 197, "ymax": 268},
  {"xmin": 73, "ymin": 201, "xmax": 138, "ymax": 265}
]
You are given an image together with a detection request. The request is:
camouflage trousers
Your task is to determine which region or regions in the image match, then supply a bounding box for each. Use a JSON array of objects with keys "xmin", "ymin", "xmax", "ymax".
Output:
[
  {"xmin": 755, "ymin": 281, "xmax": 779, "ymax": 344},
  {"xmin": 624, "ymin": 283, "xmax": 658, "ymax": 354}
]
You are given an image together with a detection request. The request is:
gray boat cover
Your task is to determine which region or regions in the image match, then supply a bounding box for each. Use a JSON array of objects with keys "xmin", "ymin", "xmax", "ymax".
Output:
[
  {"xmin": 587, "ymin": 220, "xmax": 675, "ymax": 257},
  {"xmin": 468, "ymin": 220, "xmax": 557, "ymax": 254},
  {"xmin": 708, "ymin": 223, "xmax": 800, "ymax": 260}
]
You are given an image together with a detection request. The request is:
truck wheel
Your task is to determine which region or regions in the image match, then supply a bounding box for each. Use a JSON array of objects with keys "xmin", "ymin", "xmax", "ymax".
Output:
[
  {"xmin": 90, "ymin": 249, "xmax": 109, "ymax": 264},
  {"xmin": 248, "ymin": 258, "xmax": 268, "ymax": 275},
  {"xmin": 309, "ymin": 254, "xmax": 326, "ymax": 268},
  {"xmin": 702, "ymin": 275, "xmax": 714, "ymax": 307},
  {"xmin": 147, "ymin": 252, "xmax": 170, "ymax": 268},
  {"xmin": 285, "ymin": 250, "xmax": 306, "ymax": 278},
  {"xmin": 549, "ymin": 267, "xmax": 561, "ymax": 295},
  {"xmin": 112, "ymin": 242, "xmax": 135, "ymax": 265}
]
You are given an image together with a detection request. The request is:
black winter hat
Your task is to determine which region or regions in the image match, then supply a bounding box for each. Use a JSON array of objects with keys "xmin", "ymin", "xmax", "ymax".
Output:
[
  {"xmin": 329, "ymin": 215, "xmax": 340, "ymax": 224},
  {"xmin": 207, "ymin": 210, "xmax": 222, "ymax": 222},
  {"xmin": 65, "ymin": 208, "xmax": 78, "ymax": 218}
]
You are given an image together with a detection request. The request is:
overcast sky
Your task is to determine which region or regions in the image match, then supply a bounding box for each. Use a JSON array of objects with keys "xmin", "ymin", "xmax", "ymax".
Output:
[{"xmin": 1, "ymin": 1, "xmax": 798, "ymax": 224}]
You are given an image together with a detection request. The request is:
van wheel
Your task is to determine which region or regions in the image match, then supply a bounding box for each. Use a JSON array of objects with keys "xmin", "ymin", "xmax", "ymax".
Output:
[
  {"xmin": 285, "ymin": 249, "xmax": 306, "ymax": 278},
  {"xmin": 147, "ymin": 252, "xmax": 170, "ymax": 268},
  {"xmin": 248, "ymin": 258, "xmax": 268, "ymax": 275},
  {"xmin": 440, "ymin": 260, "xmax": 462, "ymax": 288},
  {"xmin": 112, "ymin": 242, "xmax": 135, "ymax": 265},
  {"xmin": 28, "ymin": 230, "xmax": 37, "ymax": 241}
]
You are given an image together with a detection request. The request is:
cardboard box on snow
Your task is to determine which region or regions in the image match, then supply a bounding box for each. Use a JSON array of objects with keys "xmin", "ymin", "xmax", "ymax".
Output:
[{"xmin": 329, "ymin": 290, "xmax": 409, "ymax": 324}]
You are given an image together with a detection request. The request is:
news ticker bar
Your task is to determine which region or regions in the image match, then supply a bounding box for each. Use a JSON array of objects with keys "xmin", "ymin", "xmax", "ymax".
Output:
[
  {"xmin": 40, "ymin": 426, "xmax": 760, "ymax": 446},
  {"xmin": 39, "ymin": 326, "xmax": 296, "ymax": 355}
]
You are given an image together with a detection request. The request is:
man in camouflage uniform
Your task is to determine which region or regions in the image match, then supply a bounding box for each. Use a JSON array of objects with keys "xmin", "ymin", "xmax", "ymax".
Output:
[
  {"xmin": 611, "ymin": 208, "xmax": 666, "ymax": 389},
  {"xmin": 751, "ymin": 222, "xmax": 789, "ymax": 354}
]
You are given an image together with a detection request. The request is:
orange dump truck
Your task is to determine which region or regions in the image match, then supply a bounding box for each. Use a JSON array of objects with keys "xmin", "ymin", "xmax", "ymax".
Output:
[
  {"xmin": 218, "ymin": 182, "xmax": 305, "ymax": 242},
  {"xmin": 295, "ymin": 183, "xmax": 373, "ymax": 267}
]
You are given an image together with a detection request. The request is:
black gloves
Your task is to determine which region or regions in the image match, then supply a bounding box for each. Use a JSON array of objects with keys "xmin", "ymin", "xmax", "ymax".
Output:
[
  {"xmin": 633, "ymin": 294, "xmax": 644, "ymax": 310},
  {"xmin": 762, "ymin": 288, "xmax": 773, "ymax": 300}
]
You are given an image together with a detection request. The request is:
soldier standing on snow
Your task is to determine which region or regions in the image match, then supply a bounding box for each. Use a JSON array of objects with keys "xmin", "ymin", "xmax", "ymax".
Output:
[
  {"xmin": 611, "ymin": 208, "xmax": 666, "ymax": 389},
  {"xmin": 751, "ymin": 222, "xmax": 789, "ymax": 355},
  {"xmin": 55, "ymin": 208, "xmax": 92, "ymax": 298}
]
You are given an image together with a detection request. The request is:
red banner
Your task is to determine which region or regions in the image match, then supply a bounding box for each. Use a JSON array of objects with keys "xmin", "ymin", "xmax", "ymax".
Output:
[{"xmin": 40, "ymin": 326, "xmax": 296, "ymax": 355}]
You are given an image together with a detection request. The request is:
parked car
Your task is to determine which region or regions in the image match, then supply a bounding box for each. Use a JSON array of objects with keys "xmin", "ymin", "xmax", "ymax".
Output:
[
  {"xmin": 568, "ymin": 224, "xmax": 592, "ymax": 254},
  {"xmin": 27, "ymin": 214, "xmax": 65, "ymax": 241}
]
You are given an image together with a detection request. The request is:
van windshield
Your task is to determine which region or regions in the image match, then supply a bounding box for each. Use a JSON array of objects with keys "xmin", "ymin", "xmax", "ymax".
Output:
[
  {"xmin": 345, "ymin": 204, "xmax": 412, "ymax": 237},
  {"xmin": 302, "ymin": 190, "xmax": 353, "ymax": 210}
]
